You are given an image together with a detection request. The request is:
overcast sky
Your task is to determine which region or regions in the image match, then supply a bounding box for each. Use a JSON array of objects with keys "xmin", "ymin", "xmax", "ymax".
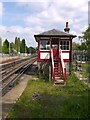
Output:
[{"xmin": 0, "ymin": 0, "xmax": 89, "ymax": 47}]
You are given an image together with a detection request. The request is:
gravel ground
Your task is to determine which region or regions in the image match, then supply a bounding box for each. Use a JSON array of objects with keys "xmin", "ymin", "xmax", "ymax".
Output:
[{"xmin": 0, "ymin": 56, "xmax": 20, "ymax": 64}]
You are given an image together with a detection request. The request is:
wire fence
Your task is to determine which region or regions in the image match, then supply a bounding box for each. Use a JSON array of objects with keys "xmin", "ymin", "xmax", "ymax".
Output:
[{"xmin": 72, "ymin": 50, "xmax": 90, "ymax": 86}]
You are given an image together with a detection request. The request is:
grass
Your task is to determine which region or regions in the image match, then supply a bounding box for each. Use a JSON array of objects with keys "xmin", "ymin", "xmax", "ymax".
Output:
[{"xmin": 7, "ymin": 73, "xmax": 90, "ymax": 119}]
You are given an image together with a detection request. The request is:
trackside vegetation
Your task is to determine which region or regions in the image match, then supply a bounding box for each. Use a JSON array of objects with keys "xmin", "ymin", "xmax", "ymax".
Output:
[{"xmin": 7, "ymin": 73, "xmax": 90, "ymax": 119}]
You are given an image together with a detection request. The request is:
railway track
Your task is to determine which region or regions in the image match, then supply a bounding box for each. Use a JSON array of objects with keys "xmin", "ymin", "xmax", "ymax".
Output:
[
  {"xmin": 0, "ymin": 55, "xmax": 36, "ymax": 77},
  {"xmin": 0, "ymin": 56, "xmax": 37, "ymax": 96}
]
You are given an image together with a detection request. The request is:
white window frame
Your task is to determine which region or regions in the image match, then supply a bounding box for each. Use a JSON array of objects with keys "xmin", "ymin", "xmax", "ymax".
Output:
[
  {"xmin": 60, "ymin": 40, "xmax": 70, "ymax": 51},
  {"xmin": 40, "ymin": 40, "xmax": 50, "ymax": 51}
]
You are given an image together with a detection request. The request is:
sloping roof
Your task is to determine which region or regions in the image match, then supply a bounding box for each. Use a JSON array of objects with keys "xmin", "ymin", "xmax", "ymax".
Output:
[{"xmin": 34, "ymin": 29, "xmax": 76, "ymax": 38}]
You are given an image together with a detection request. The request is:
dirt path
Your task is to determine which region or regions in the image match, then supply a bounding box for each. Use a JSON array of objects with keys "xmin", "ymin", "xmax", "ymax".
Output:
[{"xmin": 2, "ymin": 74, "xmax": 31, "ymax": 119}]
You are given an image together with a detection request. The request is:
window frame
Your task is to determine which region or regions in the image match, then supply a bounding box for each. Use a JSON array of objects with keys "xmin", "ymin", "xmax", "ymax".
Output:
[
  {"xmin": 60, "ymin": 40, "xmax": 70, "ymax": 51},
  {"xmin": 40, "ymin": 40, "xmax": 50, "ymax": 51}
]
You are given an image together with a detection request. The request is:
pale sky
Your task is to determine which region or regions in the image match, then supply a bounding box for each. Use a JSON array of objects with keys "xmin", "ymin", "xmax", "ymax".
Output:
[{"xmin": 0, "ymin": 0, "xmax": 89, "ymax": 47}]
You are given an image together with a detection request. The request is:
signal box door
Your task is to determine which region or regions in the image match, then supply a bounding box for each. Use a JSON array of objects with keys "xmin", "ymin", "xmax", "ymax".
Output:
[{"xmin": 51, "ymin": 39, "xmax": 59, "ymax": 60}]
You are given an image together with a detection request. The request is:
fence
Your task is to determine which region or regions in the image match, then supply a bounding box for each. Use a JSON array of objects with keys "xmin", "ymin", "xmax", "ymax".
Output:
[{"xmin": 72, "ymin": 50, "xmax": 90, "ymax": 86}]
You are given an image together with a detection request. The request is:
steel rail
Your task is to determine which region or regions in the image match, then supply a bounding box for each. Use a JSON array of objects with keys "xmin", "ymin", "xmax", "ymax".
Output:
[
  {"xmin": 0, "ymin": 58, "xmax": 30, "ymax": 77},
  {"xmin": 1, "ymin": 58, "xmax": 37, "ymax": 96},
  {"xmin": 0, "ymin": 55, "xmax": 36, "ymax": 74},
  {"xmin": 1, "ymin": 57, "xmax": 37, "ymax": 82}
]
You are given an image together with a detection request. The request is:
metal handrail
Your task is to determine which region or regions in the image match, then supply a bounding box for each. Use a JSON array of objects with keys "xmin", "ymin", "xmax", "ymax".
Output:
[
  {"xmin": 51, "ymin": 48, "xmax": 55, "ymax": 80},
  {"xmin": 59, "ymin": 46, "xmax": 66, "ymax": 82}
]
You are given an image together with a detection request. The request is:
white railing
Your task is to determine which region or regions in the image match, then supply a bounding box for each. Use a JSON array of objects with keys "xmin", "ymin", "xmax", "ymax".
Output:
[
  {"xmin": 42, "ymin": 53, "xmax": 49, "ymax": 63},
  {"xmin": 51, "ymin": 48, "xmax": 55, "ymax": 80},
  {"xmin": 59, "ymin": 46, "xmax": 66, "ymax": 82}
]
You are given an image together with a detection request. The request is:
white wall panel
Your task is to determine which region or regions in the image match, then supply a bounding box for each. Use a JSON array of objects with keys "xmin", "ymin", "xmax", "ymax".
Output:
[
  {"xmin": 40, "ymin": 53, "xmax": 50, "ymax": 59},
  {"xmin": 61, "ymin": 53, "xmax": 69, "ymax": 59}
]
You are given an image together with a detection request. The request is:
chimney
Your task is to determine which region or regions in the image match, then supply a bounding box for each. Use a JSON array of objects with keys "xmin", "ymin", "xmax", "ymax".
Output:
[{"xmin": 64, "ymin": 22, "xmax": 70, "ymax": 33}]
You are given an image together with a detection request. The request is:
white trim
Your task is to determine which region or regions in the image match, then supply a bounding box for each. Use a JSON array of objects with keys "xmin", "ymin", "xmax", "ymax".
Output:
[
  {"xmin": 60, "ymin": 37, "xmax": 70, "ymax": 39},
  {"xmin": 40, "ymin": 37, "xmax": 50, "ymax": 39},
  {"xmin": 40, "ymin": 50, "xmax": 50, "ymax": 51},
  {"xmin": 62, "ymin": 50, "xmax": 70, "ymax": 51},
  {"xmin": 60, "ymin": 41, "xmax": 70, "ymax": 50}
]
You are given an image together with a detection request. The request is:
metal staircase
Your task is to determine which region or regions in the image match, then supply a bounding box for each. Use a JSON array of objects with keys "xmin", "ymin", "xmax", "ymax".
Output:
[{"xmin": 51, "ymin": 48, "xmax": 66, "ymax": 84}]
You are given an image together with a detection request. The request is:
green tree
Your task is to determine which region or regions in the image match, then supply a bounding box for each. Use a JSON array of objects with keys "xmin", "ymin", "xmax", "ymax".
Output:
[
  {"xmin": 0, "ymin": 37, "xmax": 2, "ymax": 53},
  {"xmin": 20, "ymin": 39, "xmax": 26, "ymax": 53},
  {"xmin": 29, "ymin": 47, "xmax": 36, "ymax": 54},
  {"xmin": 72, "ymin": 42, "xmax": 80, "ymax": 50},
  {"xmin": 26, "ymin": 46, "xmax": 30, "ymax": 54},
  {"xmin": 10, "ymin": 42, "xmax": 17, "ymax": 53},
  {"xmin": 83, "ymin": 26, "xmax": 90, "ymax": 61},
  {"xmin": 15, "ymin": 37, "xmax": 20, "ymax": 54},
  {"xmin": 15, "ymin": 37, "xmax": 18, "ymax": 53},
  {"xmin": 2, "ymin": 39, "xmax": 9, "ymax": 54},
  {"xmin": 17, "ymin": 37, "xmax": 20, "ymax": 54},
  {"xmin": 83, "ymin": 26, "xmax": 90, "ymax": 50},
  {"xmin": 79, "ymin": 42, "xmax": 87, "ymax": 50}
]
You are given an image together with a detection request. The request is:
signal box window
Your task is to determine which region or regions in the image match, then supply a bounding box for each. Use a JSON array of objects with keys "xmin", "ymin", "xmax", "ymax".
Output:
[
  {"xmin": 60, "ymin": 41, "xmax": 69, "ymax": 50},
  {"xmin": 40, "ymin": 40, "xmax": 50, "ymax": 50}
]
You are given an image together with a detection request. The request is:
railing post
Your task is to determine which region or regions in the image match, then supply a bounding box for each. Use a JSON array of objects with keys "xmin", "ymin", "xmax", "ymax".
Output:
[
  {"xmin": 64, "ymin": 68, "xmax": 66, "ymax": 82},
  {"xmin": 59, "ymin": 46, "xmax": 66, "ymax": 83},
  {"xmin": 51, "ymin": 48, "xmax": 55, "ymax": 81}
]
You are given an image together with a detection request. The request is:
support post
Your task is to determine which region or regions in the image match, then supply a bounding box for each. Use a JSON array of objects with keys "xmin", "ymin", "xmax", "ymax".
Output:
[
  {"xmin": 69, "ymin": 62, "xmax": 72, "ymax": 75},
  {"xmin": 49, "ymin": 63, "xmax": 51, "ymax": 81}
]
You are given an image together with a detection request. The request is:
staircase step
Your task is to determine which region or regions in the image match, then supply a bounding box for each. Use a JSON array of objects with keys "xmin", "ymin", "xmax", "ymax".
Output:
[
  {"xmin": 54, "ymin": 61, "xmax": 58, "ymax": 63},
  {"xmin": 55, "ymin": 76, "xmax": 61, "ymax": 79},
  {"xmin": 55, "ymin": 77, "xmax": 61, "ymax": 79},
  {"xmin": 54, "ymin": 79, "xmax": 65, "ymax": 84},
  {"xmin": 55, "ymin": 77, "xmax": 63, "ymax": 80},
  {"xmin": 55, "ymin": 74, "xmax": 59, "ymax": 77},
  {"xmin": 54, "ymin": 66, "xmax": 58, "ymax": 68},
  {"xmin": 54, "ymin": 71, "xmax": 58, "ymax": 73},
  {"xmin": 54, "ymin": 65, "xmax": 58, "ymax": 67},
  {"xmin": 54, "ymin": 72, "xmax": 59, "ymax": 74},
  {"xmin": 54, "ymin": 62, "xmax": 58, "ymax": 63},
  {"xmin": 54, "ymin": 70, "xmax": 58, "ymax": 71},
  {"xmin": 54, "ymin": 69, "xmax": 58, "ymax": 71},
  {"xmin": 55, "ymin": 71, "xmax": 60, "ymax": 73},
  {"xmin": 54, "ymin": 68, "xmax": 58, "ymax": 70},
  {"xmin": 54, "ymin": 72, "xmax": 58, "ymax": 74},
  {"xmin": 54, "ymin": 64, "xmax": 58, "ymax": 66},
  {"xmin": 54, "ymin": 69, "xmax": 60, "ymax": 71}
]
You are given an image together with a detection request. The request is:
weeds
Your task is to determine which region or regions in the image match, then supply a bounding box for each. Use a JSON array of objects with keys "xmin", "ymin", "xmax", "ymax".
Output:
[{"xmin": 7, "ymin": 73, "xmax": 89, "ymax": 118}]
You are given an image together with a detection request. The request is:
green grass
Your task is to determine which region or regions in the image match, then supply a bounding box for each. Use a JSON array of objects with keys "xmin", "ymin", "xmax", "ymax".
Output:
[{"xmin": 7, "ymin": 73, "xmax": 90, "ymax": 119}]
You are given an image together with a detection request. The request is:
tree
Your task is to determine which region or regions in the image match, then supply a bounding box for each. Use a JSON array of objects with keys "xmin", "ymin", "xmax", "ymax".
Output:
[
  {"xmin": 18, "ymin": 37, "xmax": 20, "ymax": 54},
  {"xmin": 10, "ymin": 42, "xmax": 17, "ymax": 53},
  {"xmin": 82, "ymin": 26, "xmax": 90, "ymax": 61},
  {"xmin": 79, "ymin": 42, "xmax": 87, "ymax": 50},
  {"xmin": 15, "ymin": 37, "xmax": 20, "ymax": 54},
  {"xmin": 29, "ymin": 47, "xmax": 36, "ymax": 54},
  {"xmin": 83, "ymin": 26, "xmax": 90, "ymax": 50},
  {"xmin": 20, "ymin": 39, "xmax": 26, "ymax": 53},
  {"xmin": 2, "ymin": 39, "xmax": 9, "ymax": 54},
  {"xmin": 15, "ymin": 37, "xmax": 18, "ymax": 53},
  {"xmin": 0, "ymin": 37, "xmax": 2, "ymax": 53},
  {"xmin": 72, "ymin": 42, "xmax": 80, "ymax": 50},
  {"xmin": 26, "ymin": 46, "xmax": 30, "ymax": 54}
]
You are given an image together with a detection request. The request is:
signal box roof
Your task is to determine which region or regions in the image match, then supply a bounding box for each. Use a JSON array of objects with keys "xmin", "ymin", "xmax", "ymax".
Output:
[{"xmin": 34, "ymin": 29, "xmax": 76, "ymax": 41}]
